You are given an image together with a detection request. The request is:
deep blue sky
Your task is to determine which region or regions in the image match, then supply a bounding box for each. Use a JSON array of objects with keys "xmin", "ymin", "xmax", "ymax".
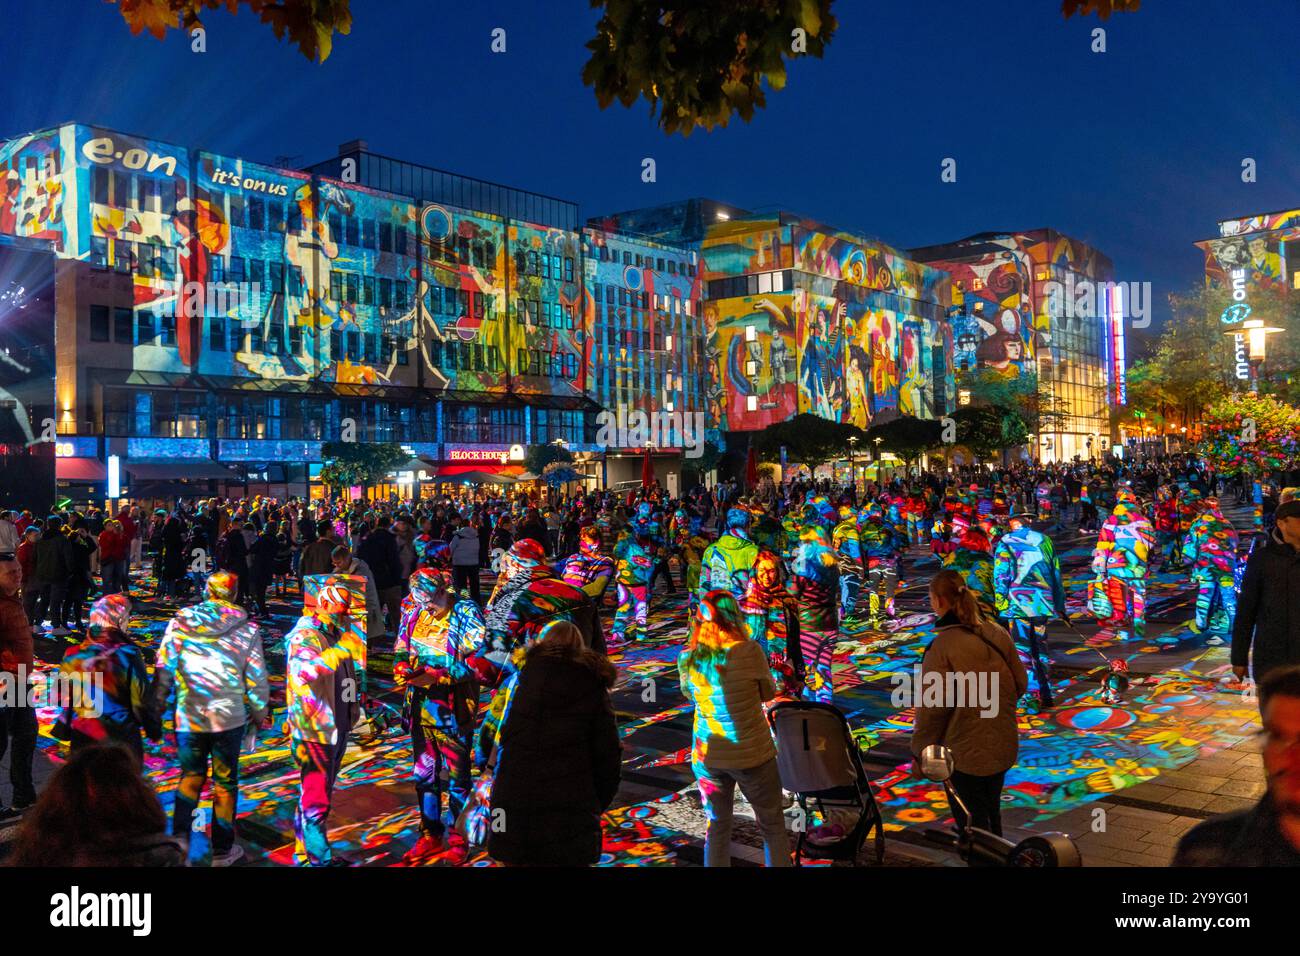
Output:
[{"xmin": 4, "ymin": 0, "xmax": 1298, "ymax": 330}]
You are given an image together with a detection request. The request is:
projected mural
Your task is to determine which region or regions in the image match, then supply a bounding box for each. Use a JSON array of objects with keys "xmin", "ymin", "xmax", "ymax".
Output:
[
  {"xmin": 508, "ymin": 220, "xmax": 585, "ymax": 398},
  {"xmin": 704, "ymin": 293, "xmax": 796, "ymax": 431},
  {"xmin": 418, "ymin": 202, "xmax": 508, "ymax": 392}
]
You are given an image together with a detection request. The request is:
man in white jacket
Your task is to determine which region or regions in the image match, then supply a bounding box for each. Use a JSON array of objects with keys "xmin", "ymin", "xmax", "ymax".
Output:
[{"xmin": 149, "ymin": 570, "xmax": 269, "ymax": 866}]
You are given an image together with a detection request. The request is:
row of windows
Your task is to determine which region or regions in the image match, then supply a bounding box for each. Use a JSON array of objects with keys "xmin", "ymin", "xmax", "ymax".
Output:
[
  {"xmin": 707, "ymin": 270, "xmax": 790, "ymax": 299},
  {"xmin": 517, "ymin": 349, "xmax": 579, "ymax": 380},
  {"xmin": 429, "ymin": 285, "xmax": 494, "ymax": 319},
  {"xmin": 328, "ymin": 270, "xmax": 410, "ymax": 311},
  {"xmin": 428, "ymin": 234, "xmax": 495, "ymax": 270},
  {"xmin": 429, "ymin": 341, "xmax": 502, "ymax": 374},
  {"xmin": 517, "ymin": 298, "xmax": 575, "ymax": 330},
  {"xmin": 324, "ymin": 209, "xmax": 409, "ymax": 255},
  {"xmin": 514, "ymin": 250, "xmax": 575, "ymax": 282},
  {"xmin": 594, "ymin": 244, "xmax": 695, "ymax": 277}
]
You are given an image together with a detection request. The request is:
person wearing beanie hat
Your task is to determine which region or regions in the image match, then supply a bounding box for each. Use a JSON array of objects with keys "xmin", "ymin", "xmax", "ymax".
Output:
[
  {"xmin": 561, "ymin": 525, "xmax": 616, "ymax": 641},
  {"xmin": 1182, "ymin": 497, "xmax": 1239, "ymax": 639},
  {"xmin": 55, "ymin": 593, "xmax": 152, "ymax": 760},
  {"xmin": 393, "ymin": 567, "xmax": 489, "ymax": 861},
  {"xmin": 832, "ymin": 505, "xmax": 864, "ymax": 618},
  {"xmin": 148, "ymin": 568, "xmax": 269, "ymax": 866},
  {"xmin": 282, "ymin": 578, "xmax": 367, "ymax": 866},
  {"xmin": 1090, "ymin": 497, "xmax": 1156, "ymax": 639}
]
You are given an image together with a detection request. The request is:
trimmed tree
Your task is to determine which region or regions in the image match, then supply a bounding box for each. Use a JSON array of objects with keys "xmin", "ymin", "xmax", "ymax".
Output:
[
  {"xmin": 318, "ymin": 441, "xmax": 408, "ymax": 496},
  {"xmin": 865, "ymin": 415, "xmax": 943, "ymax": 473}
]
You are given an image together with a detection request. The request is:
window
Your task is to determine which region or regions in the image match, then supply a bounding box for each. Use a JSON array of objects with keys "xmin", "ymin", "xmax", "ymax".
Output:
[
  {"xmin": 379, "ymin": 277, "xmax": 392, "ymax": 310},
  {"xmin": 249, "ymin": 197, "xmax": 265, "ymax": 231},
  {"xmin": 114, "ymin": 307, "xmax": 133, "ymax": 343},
  {"xmin": 270, "ymin": 261, "xmax": 284, "ymax": 292},
  {"xmin": 229, "ymin": 321, "xmax": 244, "ymax": 353},
  {"xmin": 330, "ymin": 271, "xmax": 343, "ymax": 302},
  {"xmin": 363, "ymin": 219, "xmax": 377, "ymax": 249},
  {"xmin": 89, "ymin": 305, "xmax": 110, "ymax": 342},
  {"xmin": 228, "ymin": 193, "xmax": 245, "ymax": 229},
  {"xmin": 362, "ymin": 276, "xmax": 375, "ymax": 306},
  {"xmin": 160, "ymin": 312, "xmax": 177, "ymax": 346},
  {"xmin": 564, "ymin": 256, "xmax": 574, "ymax": 281},
  {"xmin": 395, "ymin": 225, "xmax": 407, "ymax": 256},
  {"xmin": 136, "ymin": 310, "xmax": 156, "ymax": 346},
  {"xmin": 229, "ymin": 256, "xmax": 246, "ymax": 283},
  {"xmin": 210, "ymin": 315, "xmax": 226, "ymax": 351},
  {"xmin": 345, "ymin": 272, "xmax": 359, "ymax": 304},
  {"xmin": 394, "ymin": 281, "xmax": 408, "ymax": 311},
  {"xmin": 250, "ymin": 259, "xmax": 265, "ymax": 288},
  {"xmin": 379, "ymin": 222, "xmax": 393, "ymax": 252},
  {"xmin": 345, "ymin": 216, "xmax": 359, "ymax": 247},
  {"xmin": 92, "ymin": 167, "xmax": 110, "ymax": 204}
]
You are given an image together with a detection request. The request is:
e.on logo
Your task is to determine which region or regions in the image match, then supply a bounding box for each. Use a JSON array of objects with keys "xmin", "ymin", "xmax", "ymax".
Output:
[{"xmin": 81, "ymin": 136, "xmax": 179, "ymax": 178}]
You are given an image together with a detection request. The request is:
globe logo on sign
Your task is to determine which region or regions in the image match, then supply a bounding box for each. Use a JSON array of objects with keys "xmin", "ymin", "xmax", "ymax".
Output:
[{"xmin": 1220, "ymin": 303, "xmax": 1251, "ymax": 325}]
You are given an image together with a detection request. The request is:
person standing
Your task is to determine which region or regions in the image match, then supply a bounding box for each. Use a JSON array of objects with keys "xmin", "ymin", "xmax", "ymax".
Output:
[
  {"xmin": 911, "ymin": 570, "xmax": 1027, "ymax": 844},
  {"xmin": 284, "ymin": 582, "xmax": 365, "ymax": 866},
  {"xmin": 148, "ymin": 571, "xmax": 269, "ymax": 866},
  {"xmin": 97, "ymin": 519, "xmax": 130, "ymax": 596},
  {"xmin": 215, "ymin": 517, "xmax": 251, "ymax": 608},
  {"xmin": 1183, "ymin": 496, "xmax": 1240, "ymax": 639},
  {"xmin": 790, "ymin": 523, "xmax": 840, "ymax": 703},
  {"xmin": 1232, "ymin": 500, "xmax": 1300, "ymax": 698},
  {"xmin": 0, "ymin": 558, "xmax": 37, "ymax": 822},
  {"xmin": 449, "ymin": 518, "xmax": 482, "ymax": 606},
  {"xmin": 357, "ymin": 514, "xmax": 402, "ymax": 635},
  {"xmin": 993, "ymin": 516, "xmax": 1066, "ymax": 711},
  {"xmin": 55, "ymin": 593, "xmax": 153, "ymax": 760},
  {"xmin": 678, "ymin": 590, "xmax": 790, "ymax": 867},
  {"xmin": 698, "ymin": 508, "xmax": 759, "ymax": 603},
  {"xmin": 393, "ymin": 568, "xmax": 489, "ymax": 861},
  {"xmin": 487, "ymin": 620, "xmax": 621, "ymax": 866}
]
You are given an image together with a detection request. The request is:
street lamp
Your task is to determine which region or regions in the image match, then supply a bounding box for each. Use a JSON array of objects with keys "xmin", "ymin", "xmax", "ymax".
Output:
[
  {"xmin": 1223, "ymin": 317, "xmax": 1282, "ymax": 391},
  {"xmin": 847, "ymin": 435, "xmax": 859, "ymax": 493}
]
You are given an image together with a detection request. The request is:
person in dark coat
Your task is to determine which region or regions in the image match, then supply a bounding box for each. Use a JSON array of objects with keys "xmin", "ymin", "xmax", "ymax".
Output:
[
  {"xmin": 358, "ymin": 515, "xmax": 402, "ymax": 632},
  {"xmin": 158, "ymin": 516, "xmax": 187, "ymax": 601},
  {"xmin": 1233, "ymin": 500, "xmax": 1300, "ymax": 702},
  {"xmin": 1174, "ymin": 665, "xmax": 1300, "ymax": 865},
  {"xmin": 249, "ymin": 523, "xmax": 279, "ymax": 618},
  {"xmin": 486, "ymin": 621, "xmax": 621, "ymax": 866}
]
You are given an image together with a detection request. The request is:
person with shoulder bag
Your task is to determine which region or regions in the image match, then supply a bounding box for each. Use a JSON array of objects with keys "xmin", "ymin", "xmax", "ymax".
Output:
[{"xmin": 911, "ymin": 569, "xmax": 1028, "ymax": 842}]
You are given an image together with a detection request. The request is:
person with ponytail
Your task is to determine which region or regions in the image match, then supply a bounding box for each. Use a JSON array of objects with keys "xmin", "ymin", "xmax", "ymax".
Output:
[
  {"xmin": 678, "ymin": 590, "xmax": 790, "ymax": 867},
  {"xmin": 911, "ymin": 569, "xmax": 1027, "ymax": 843}
]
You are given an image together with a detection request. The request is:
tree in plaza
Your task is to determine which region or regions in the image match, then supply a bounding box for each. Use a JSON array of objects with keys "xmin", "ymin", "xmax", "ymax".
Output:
[
  {"xmin": 948, "ymin": 405, "xmax": 1030, "ymax": 461},
  {"xmin": 958, "ymin": 367, "xmax": 1066, "ymax": 437},
  {"xmin": 1197, "ymin": 393, "xmax": 1300, "ymax": 477},
  {"xmin": 582, "ymin": 0, "xmax": 838, "ymax": 135},
  {"xmin": 864, "ymin": 415, "xmax": 942, "ymax": 473},
  {"xmin": 109, "ymin": 0, "xmax": 352, "ymax": 62},
  {"xmin": 752, "ymin": 413, "xmax": 866, "ymax": 467},
  {"xmin": 318, "ymin": 441, "xmax": 408, "ymax": 495},
  {"xmin": 524, "ymin": 442, "xmax": 575, "ymax": 476}
]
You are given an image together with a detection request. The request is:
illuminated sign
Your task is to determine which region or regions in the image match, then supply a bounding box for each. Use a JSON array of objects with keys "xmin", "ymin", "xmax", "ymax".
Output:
[
  {"xmin": 1104, "ymin": 283, "xmax": 1127, "ymax": 406},
  {"xmin": 81, "ymin": 135, "xmax": 179, "ymax": 177},
  {"xmin": 443, "ymin": 444, "xmax": 526, "ymax": 464},
  {"xmin": 1221, "ymin": 303, "xmax": 1251, "ymax": 324},
  {"xmin": 1233, "ymin": 333, "xmax": 1250, "ymax": 380},
  {"xmin": 53, "ymin": 437, "xmax": 97, "ymax": 458},
  {"xmin": 107, "ymin": 455, "xmax": 121, "ymax": 499}
]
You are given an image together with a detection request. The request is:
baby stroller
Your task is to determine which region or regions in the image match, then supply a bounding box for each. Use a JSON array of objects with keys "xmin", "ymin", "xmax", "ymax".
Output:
[{"xmin": 768, "ymin": 700, "xmax": 885, "ymax": 866}]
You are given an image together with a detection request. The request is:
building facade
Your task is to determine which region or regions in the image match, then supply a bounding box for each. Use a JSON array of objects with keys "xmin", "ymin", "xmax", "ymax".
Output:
[
  {"xmin": 0, "ymin": 123, "xmax": 706, "ymax": 503},
  {"xmin": 911, "ymin": 230, "xmax": 1122, "ymax": 463}
]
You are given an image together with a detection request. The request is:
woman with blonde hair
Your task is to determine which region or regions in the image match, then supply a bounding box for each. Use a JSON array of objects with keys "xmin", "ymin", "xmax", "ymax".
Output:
[
  {"xmin": 678, "ymin": 590, "xmax": 790, "ymax": 867},
  {"xmin": 912, "ymin": 569, "xmax": 1028, "ymax": 841}
]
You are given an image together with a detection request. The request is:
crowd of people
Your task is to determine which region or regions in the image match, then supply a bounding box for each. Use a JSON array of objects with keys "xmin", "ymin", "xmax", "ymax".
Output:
[{"xmin": 1, "ymin": 450, "xmax": 1298, "ymax": 867}]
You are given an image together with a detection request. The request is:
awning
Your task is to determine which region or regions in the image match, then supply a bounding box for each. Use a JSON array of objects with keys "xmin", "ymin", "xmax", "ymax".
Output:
[
  {"xmin": 435, "ymin": 466, "xmax": 518, "ymax": 484},
  {"xmin": 56, "ymin": 457, "xmax": 106, "ymax": 481},
  {"xmin": 126, "ymin": 461, "xmax": 239, "ymax": 481}
]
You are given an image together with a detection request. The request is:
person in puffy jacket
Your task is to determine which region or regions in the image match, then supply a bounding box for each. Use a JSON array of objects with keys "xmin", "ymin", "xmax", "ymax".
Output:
[
  {"xmin": 393, "ymin": 568, "xmax": 489, "ymax": 862},
  {"xmin": 678, "ymin": 590, "xmax": 790, "ymax": 867},
  {"xmin": 486, "ymin": 620, "xmax": 620, "ymax": 866},
  {"xmin": 148, "ymin": 571, "xmax": 269, "ymax": 866},
  {"xmin": 97, "ymin": 519, "xmax": 130, "ymax": 596},
  {"xmin": 698, "ymin": 508, "xmax": 759, "ymax": 602},
  {"xmin": 55, "ymin": 594, "xmax": 153, "ymax": 760}
]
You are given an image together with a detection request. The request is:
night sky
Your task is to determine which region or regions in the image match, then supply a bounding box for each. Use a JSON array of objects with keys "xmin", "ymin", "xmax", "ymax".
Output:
[{"xmin": 4, "ymin": 0, "xmax": 1298, "ymax": 332}]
